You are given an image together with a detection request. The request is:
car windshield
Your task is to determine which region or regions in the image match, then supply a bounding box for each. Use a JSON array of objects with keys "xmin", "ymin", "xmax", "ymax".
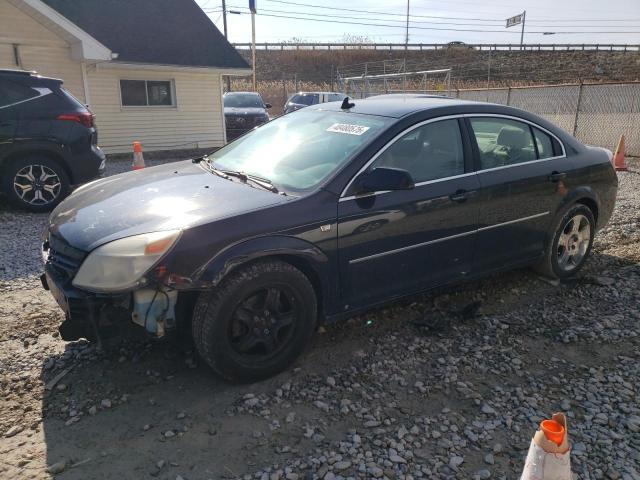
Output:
[
  {"xmin": 290, "ymin": 94, "xmax": 318, "ymax": 106},
  {"xmin": 209, "ymin": 109, "xmax": 393, "ymax": 192},
  {"xmin": 224, "ymin": 94, "xmax": 264, "ymax": 108}
]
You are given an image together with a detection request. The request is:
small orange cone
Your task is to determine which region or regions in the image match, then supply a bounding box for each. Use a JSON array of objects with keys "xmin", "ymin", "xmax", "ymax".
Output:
[
  {"xmin": 612, "ymin": 135, "xmax": 628, "ymax": 172},
  {"xmin": 521, "ymin": 412, "xmax": 571, "ymax": 480},
  {"xmin": 132, "ymin": 141, "xmax": 145, "ymax": 170}
]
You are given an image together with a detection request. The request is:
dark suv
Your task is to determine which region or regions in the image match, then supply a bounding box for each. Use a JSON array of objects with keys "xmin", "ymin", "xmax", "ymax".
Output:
[
  {"xmin": 0, "ymin": 69, "xmax": 105, "ymax": 211},
  {"xmin": 223, "ymin": 92, "xmax": 271, "ymax": 141}
]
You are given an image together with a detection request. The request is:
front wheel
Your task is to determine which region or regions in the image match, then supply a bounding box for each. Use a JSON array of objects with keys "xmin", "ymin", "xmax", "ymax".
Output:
[
  {"xmin": 534, "ymin": 204, "xmax": 595, "ymax": 279},
  {"xmin": 191, "ymin": 260, "xmax": 317, "ymax": 382}
]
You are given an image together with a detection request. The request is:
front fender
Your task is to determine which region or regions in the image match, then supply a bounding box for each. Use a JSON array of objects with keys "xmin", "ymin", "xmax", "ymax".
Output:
[{"xmin": 192, "ymin": 235, "xmax": 332, "ymax": 310}]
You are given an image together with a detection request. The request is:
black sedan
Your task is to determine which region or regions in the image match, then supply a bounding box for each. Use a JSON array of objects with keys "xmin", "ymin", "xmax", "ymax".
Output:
[
  {"xmin": 223, "ymin": 91, "xmax": 271, "ymax": 141},
  {"xmin": 41, "ymin": 95, "xmax": 617, "ymax": 382}
]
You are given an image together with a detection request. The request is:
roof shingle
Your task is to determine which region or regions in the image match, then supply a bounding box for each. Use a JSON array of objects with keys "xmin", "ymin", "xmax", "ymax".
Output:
[{"xmin": 41, "ymin": 0, "xmax": 249, "ymax": 69}]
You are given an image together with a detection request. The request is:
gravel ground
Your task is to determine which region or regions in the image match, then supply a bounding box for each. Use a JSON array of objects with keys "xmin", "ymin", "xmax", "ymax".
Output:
[{"xmin": 0, "ymin": 157, "xmax": 639, "ymax": 480}]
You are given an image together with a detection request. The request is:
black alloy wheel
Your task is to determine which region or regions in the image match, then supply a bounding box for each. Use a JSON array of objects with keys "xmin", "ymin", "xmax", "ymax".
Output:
[
  {"xmin": 229, "ymin": 286, "xmax": 297, "ymax": 360},
  {"xmin": 192, "ymin": 260, "xmax": 317, "ymax": 382}
]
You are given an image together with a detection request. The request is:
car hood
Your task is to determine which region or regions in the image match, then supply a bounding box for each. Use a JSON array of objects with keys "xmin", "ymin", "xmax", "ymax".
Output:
[
  {"xmin": 224, "ymin": 107, "xmax": 266, "ymax": 116},
  {"xmin": 48, "ymin": 161, "xmax": 291, "ymax": 252}
]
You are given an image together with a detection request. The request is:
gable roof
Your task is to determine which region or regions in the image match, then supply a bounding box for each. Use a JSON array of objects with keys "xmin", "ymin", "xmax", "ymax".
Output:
[{"xmin": 40, "ymin": 0, "xmax": 249, "ymax": 70}]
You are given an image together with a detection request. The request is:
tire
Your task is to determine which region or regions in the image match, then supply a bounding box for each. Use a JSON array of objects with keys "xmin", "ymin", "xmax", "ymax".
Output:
[
  {"xmin": 534, "ymin": 204, "xmax": 595, "ymax": 279},
  {"xmin": 192, "ymin": 259, "xmax": 317, "ymax": 382},
  {"xmin": 2, "ymin": 155, "xmax": 70, "ymax": 212}
]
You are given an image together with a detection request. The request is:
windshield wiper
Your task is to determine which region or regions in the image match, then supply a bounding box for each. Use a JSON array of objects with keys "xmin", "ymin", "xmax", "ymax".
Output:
[
  {"xmin": 198, "ymin": 158, "xmax": 230, "ymax": 180},
  {"xmin": 202, "ymin": 160, "xmax": 280, "ymax": 194},
  {"xmin": 229, "ymin": 171, "xmax": 280, "ymax": 194}
]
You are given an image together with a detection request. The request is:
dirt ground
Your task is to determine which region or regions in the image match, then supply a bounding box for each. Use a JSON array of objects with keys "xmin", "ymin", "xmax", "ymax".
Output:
[{"xmin": 1, "ymin": 159, "xmax": 639, "ymax": 480}]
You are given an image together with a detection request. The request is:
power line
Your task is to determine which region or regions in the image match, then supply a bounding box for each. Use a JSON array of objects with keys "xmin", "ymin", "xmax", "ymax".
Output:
[
  {"xmin": 218, "ymin": 5, "xmax": 640, "ymax": 29},
  {"xmin": 221, "ymin": 5, "xmax": 507, "ymax": 26},
  {"xmin": 220, "ymin": 11, "xmax": 640, "ymax": 34},
  {"xmin": 262, "ymin": 0, "xmax": 640, "ymax": 23},
  {"xmin": 262, "ymin": 0, "xmax": 503, "ymax": 22}
]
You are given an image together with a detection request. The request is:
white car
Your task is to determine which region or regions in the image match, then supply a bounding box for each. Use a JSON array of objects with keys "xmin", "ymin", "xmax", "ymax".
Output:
[{"xmin": 283, "ymin": 91, "xmax": 346, "ymax": 114}]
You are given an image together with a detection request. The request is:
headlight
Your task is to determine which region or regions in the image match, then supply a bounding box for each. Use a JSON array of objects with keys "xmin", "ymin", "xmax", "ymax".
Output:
[{"xmin": 72, "ymin": 230, "xmax": 181, "ymax": 292}]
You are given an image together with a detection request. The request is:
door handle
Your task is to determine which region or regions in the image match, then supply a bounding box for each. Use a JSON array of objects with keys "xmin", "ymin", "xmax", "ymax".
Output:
[
  {"xmin": 449, "ymin": 189, "xmax": 477, "ymax": 202},
  {"xmin": 548, "ymin": 171, "xmax": 567, "ymax": 182}
]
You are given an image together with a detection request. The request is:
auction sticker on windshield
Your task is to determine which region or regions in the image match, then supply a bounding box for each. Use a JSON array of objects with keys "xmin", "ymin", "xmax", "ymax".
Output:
[{"xmin": 326, "ymin": 123, "xmax": 370, "ymax": 135}]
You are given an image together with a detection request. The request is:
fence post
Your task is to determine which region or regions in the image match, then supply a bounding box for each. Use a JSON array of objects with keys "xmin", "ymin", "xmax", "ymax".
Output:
[
  {"xmin": 330, "ymin": 64, "xmax": 334, "ymax": 91},
  {"xmin": 402, "ymin": 58, "xmax": 407, "ymax": 93},
  {"xmin": 572, "ymin": 82, "xmax": 584, "ymax": 137}
]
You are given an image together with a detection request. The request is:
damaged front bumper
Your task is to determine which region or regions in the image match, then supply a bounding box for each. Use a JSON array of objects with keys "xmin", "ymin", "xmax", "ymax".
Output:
[{"xmin": 42, "ymin": 262, "xmax": 178, "ymax": 342}]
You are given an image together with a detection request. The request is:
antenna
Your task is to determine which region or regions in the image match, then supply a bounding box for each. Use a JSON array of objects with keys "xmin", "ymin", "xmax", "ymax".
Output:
[{"xmin": 341, "ymin": 97, "xmax": 355, "ymax": 109}]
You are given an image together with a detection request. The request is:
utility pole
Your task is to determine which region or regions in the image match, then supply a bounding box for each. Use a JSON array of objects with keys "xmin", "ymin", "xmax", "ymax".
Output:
[
  {"xmin": 222, "ymin": 0, "xmax": 228, "ymax": 40},
  {"xmin": 251, "ymin": 10, "xmax": 256, "ymax": 91},
  {"xmin": 222, "ymin": 0, "xmax": 230, "ymax": 91},
  {"xmin": 404, "ymin": 0, "xmax": 410, "ymax": 51},
  {"xmin": 520, "ymin": 10, "xmax": 526, "ymax": 50},
  {"xmin": 249, "ymin": 0, "xmax": 257, "ymax": 92}
]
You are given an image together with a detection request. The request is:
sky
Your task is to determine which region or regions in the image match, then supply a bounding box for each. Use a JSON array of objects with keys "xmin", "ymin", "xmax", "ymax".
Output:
[{"xmin": 195, "ymin": 0, "xmax": 640, "ymax": 45}]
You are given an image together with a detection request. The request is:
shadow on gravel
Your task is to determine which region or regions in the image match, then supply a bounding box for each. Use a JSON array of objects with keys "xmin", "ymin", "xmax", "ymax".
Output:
[
  {"xmin": 35, "ymin": 250, "xmax": 638, "ymax": 478},
  {"xmin": 37, "ymin": 337, "xmax": 279, "ymax": 479}
]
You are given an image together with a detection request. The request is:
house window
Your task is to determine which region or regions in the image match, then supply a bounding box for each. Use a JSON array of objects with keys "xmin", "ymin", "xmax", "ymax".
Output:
[{"xmin": 120, "ymin": 79, "xmax": 174, "ymax": 106}]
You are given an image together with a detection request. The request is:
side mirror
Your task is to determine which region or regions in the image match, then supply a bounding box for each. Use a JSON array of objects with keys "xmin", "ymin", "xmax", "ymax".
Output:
[
  {"xmin": 354, "ymin": 167, "xmax": 414, "ymax": 194},
  {"xmin": 265, "ymin": 103, "xmax": 272, "ymax": 109}
]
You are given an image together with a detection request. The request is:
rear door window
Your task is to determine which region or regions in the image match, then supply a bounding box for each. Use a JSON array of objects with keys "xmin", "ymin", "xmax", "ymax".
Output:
[
  {"xmin": 0, "ymin": 80, "xmax": 40, "ymax": 108},
  {"xmin": 469, "ymin": 117, "xmax": 537, "ymax": 170},
  {"xmin": 532, "ymin": 127, "xmax": 561, "ymax": 159}
]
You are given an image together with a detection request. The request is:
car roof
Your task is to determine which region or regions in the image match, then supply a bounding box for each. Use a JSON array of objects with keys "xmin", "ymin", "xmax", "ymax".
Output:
[
  {"xmin": 309, "ymin": 94, "xmax": 482, "ymax": 118},
  {"xmin": 295, "ymin": 91, "xmax": 343, "ymax": 95},
  {"xmin": 0, "ymin": 69, "xmax": 61, "ymax": 83},
  {"xmin": 225, "ymin": 91, "xmax": 261, "ymax": 96}
]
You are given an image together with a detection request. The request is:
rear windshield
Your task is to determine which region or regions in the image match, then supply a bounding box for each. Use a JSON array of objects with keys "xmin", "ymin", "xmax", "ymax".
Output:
[
  {"xmin": 224, "ymin": 94, "xmax": 264, "ymax": 108},
  {"xmin": 290, "ymin": 93, "xmax": 318, "ymax": 106},
  {"xmin": 60, "ymin": 87, "xmax": 88, "ymax": 110},
  {"xmin": 209, "ymin": 109, "xmax": 393, "ymax": 193}
]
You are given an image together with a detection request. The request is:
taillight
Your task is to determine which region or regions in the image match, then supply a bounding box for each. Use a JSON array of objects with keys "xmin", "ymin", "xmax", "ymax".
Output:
[{"xmin": 56, "ymin": 112, "xmax": 94, "ymax": 128}]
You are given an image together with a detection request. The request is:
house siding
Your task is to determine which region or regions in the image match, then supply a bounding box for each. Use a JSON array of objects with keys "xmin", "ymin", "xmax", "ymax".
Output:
[
  {"xmin": 88, "ymin": 66, "xmax": 225, "ymax": 154},
  {"xmin": 0, "ymin": 0, "xmax": 85, "ymax": 101}
]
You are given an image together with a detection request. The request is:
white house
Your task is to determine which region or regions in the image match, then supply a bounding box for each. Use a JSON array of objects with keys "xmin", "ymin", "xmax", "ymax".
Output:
[{"xmin": 0, "ymin": 0, "xmax": 250, "ymax": 154}]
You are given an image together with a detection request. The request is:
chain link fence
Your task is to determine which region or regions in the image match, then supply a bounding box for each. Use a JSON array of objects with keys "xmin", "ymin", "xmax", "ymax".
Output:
[{"xmin": 454, "ymin": 83, "xmax": 640, "ymax": 155}]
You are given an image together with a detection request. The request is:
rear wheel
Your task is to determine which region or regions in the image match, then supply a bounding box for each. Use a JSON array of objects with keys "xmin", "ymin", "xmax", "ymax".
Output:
[
  {"xmin": 534, "ymin": 204, "xmax": 595, "ymax": 279},
  {"xmin": 2, "ymin": 156, "xmax": 70, "ymax": 212},
  {"xmin": 192, "ymin": 260, "xmax": 317, "ymax": 382}
]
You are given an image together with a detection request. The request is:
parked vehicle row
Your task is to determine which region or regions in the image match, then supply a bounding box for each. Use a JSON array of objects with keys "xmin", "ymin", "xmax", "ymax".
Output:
[
  {"xmin": 0, "ymin": 69, "xmax": 105, "ymax": 212},
  {"xmin": 0, "ymin": 72, "xmax": 348, "ymax": 212},
  {"xmin": 40, "ymin": 94, "xmax": 617, "ymax": 382},
  {"xmin": 283, "ymin": 91, "xmax": 346, "ymax": 114}
]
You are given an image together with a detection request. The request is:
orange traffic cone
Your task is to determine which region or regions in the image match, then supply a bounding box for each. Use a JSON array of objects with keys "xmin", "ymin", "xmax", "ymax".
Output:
[
  {"xmin": 521, "ymin": 413, "xmax": 571, "ymax": 480},
  {"xmin": 612, "ymin": 135, "xmax": 628, "ymax": 172},
  {"xmin": 132, "ymin": 141, "xmax": 145, "ymax": 170}
]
